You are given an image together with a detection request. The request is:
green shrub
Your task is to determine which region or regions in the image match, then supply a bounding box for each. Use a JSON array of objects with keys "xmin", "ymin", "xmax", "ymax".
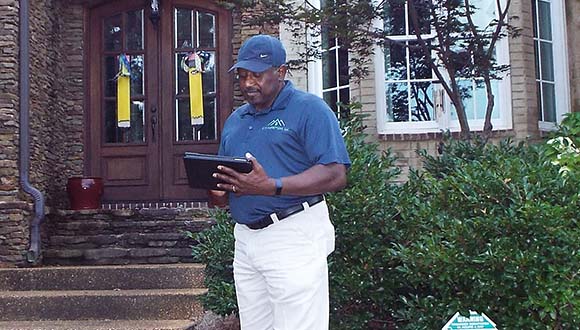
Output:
[
  {"xmin": 545, "ymin": 112, "xmax": 580, "ymax": 176},
  {"xmin": 187, "ymin": 209, "xmax": 237, "ymax": 316},
  {"xmin": 393, "ymin": 137, "xmax": 580, "ymax": 329},
  {"xmin": 327, "ymin": 110, "xmax": 401, "ymax": 329},
  {"xmin": 189, "ymin": 114, "xmax": 580, "ymax": 329}
]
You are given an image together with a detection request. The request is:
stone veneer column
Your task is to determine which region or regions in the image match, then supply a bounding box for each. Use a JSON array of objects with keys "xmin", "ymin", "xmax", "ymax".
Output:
[{"xmin": 0, "ymin": 0, "xmax": 32, "ymax": 266}]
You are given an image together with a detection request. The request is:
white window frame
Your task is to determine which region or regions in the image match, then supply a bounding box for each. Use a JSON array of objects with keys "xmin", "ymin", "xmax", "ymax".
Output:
[
  {"xmin": 307, "ymin": 0, "xmax": 350, "ymax": 116},
  {"xmin": 375, "ymin": 0, "xmax": 513, "ymax": 135},
  {"xmin": 534, "ymin": 0, "xmax": 571, "ymax": 131}
]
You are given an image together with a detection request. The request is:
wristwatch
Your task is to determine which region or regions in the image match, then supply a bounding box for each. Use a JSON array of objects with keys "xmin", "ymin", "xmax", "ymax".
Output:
[{"xmin": 275, "ymin": 178, "xmax": 283, "ymax": 195}]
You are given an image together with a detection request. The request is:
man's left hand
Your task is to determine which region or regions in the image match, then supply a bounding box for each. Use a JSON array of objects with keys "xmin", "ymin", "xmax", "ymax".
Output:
[{"xmin": 213, "ymin": 153, "xmax": 275, "ymax": 196}]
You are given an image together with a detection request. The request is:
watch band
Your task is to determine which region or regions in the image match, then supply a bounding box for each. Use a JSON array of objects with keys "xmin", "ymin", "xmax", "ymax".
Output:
[{"xmin": 275, "ymin": 178, "xmax": 283, "ymax": 195}]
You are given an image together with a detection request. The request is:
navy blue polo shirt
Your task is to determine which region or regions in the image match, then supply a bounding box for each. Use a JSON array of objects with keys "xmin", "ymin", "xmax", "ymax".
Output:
[{"xmin": 218, "ymin": 81, "xmax": 351, "ymax": 224}]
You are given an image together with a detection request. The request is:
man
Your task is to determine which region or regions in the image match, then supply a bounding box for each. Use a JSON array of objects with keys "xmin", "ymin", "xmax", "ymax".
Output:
[{"xmin": 210, "ymin": 34, "xmax": 350, "ymax": 330}]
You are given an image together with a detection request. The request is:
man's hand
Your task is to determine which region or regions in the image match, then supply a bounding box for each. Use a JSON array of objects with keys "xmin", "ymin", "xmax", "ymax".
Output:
[{"xmin": 213, "ymin": 153, "xmax": 276, "ymax": 196}]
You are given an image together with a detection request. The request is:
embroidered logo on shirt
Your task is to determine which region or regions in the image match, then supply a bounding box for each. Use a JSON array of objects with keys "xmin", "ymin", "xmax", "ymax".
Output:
[{"xmin": 263, "ymin": 118, "xmax": 289, "ymax": 131}]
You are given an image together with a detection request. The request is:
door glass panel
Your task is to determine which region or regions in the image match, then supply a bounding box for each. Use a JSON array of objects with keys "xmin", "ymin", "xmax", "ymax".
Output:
[
  {"xmin": 130, "ymin": 55, "xmax": 144, "ymax": 95},
  {"xmin": 175, "ymin": 8, "xmax": 193, "ymax": 48},
  {"xmin": 126, "ymin": 10, "xmax": 144, "ymax": 50},
  {"xmin": 104, "ymin": 100, "xmax": 145, "ymax": 143},
  {"xmin": 174, "ymin": 7, "xmax": 217, "ymax": 142},
  {"xmin": 104, "ymin": 56, "xmax": 117, "ymax": 97},
  {"xmin": 102, "ymin": 11, "xmax": 146, "ymax": 145},
  {"xmin": 198, "ymin": 12, "xmax": 215, "ymax": 48},
  {"xmin": 104, "ymin": 14, "xmax": 122, "ymax": 51}
]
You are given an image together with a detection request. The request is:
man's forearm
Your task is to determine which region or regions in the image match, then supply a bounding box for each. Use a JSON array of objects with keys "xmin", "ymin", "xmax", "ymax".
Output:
[{"xmin": 277, "ymin": 163, "xmax": 347, "ymax": 196}]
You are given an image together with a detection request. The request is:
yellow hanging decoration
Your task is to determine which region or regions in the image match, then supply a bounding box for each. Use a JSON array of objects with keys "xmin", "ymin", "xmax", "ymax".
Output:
[
  {"xmin": 182, "ymin": 52, "xmax": 204, "ymax": 126},
  {"xmin": 117, "ymin": 54, "xmax": 131, "ymax": 128}
]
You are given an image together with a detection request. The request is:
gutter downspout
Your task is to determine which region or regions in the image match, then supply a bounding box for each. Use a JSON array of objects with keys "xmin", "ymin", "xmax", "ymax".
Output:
[{"xmin": 19, "ymin": 0, "xmax": 46, "ymax": 264}]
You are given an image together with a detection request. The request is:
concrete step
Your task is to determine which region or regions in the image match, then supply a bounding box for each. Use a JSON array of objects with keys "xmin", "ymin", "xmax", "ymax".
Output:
[
  {"xmin": 0, "ymin": 319, "xmax": 196, "ymax": 330},
  {"xmin": 0, "ymin": 288, "xmax": 206, "ymax": 321},
  {"xmin": 0, "ymin": 264, "xmax": 205, "ymax": 291}
]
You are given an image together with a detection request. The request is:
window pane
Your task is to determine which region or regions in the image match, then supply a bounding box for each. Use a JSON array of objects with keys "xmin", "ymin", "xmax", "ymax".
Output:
[
  {"xmin": 536, "ymin": 81, "xmax": 543, "ymax": 120},
  {"xmin": 339, "ymin": 87, "xmax": 350, "ymax": 119},
  {"xmin": 104, "ymin": 100, "xmax": 145, "ymax": 143},
  {"xmin": 126, "ymin": 10, "xmax": 143, "ymax": 51},
  {"xmin": 409, "ymin": 41, "xmax": 432, "ymax": 80},
  {"xmin": 542, "ymin": 82, "xmax": 556, "ymax": 122},
  {"xmin": 175, "ymin": 8, "xmax": 193, "ymax": 48},
  {"xmin": 469, "ymin": 0, "xmax": 496, "ymax": 30},
  {"xmin": 538, "ymin": 1, "xmax": 552, "ymax": 40},
  {"xmin": 176, "ymin": 97, "xmax": 217, "ymax": 141},
  {"xmin": 410, "ymin": 82, "xmax": 434, "ymax": 121},
  {"xmin": 104, "ymin": 56, "xmax": 117, "ymax": 97},
  {"xmin": 323, "ymin": 90, "xmax": 338, "ymax": 113},
  {"xmin": 338, "ymin": 48, "xmax": 349, "ymax": 86},
  {"xmin": 534, "ymin": 41, "xmax": 540, "ymax": 80},
  {"xmin": 130, "ymin": 55, "xmax": 144, "ymax": 96},
  {"xmin": 176, "ymin": 53, "xmax": 189, "ymax": 95},
  {"xmin": 409, "ymin": 0, "xmax": 431, "ymax": 35},
  {"xmin": 322, "ymin": 50, "xmax": 337, "ymax": 89},
  {"xmin": 176, "ymin": 99, "xmax": 194, "ymax": 141},
  {"xmin": 386, "ymin": 82, "xmax": 409, "ymax": 122},
  {"xmin": 383, "ymin": 0, "xmax": 406, "ymax": 35},
  {"xmin": 104, "ymin": 14, "xmax": 122, "ymax": 51},
  {"xmin": 198, "ymin": 97, "xmax": 217, "ymax": 140},
  {"xmin": 198, "ymin": 12, "xmax": 215, "ymax": 48},
  {"xmin": 532, "ymin": 0, "xmax": 538, "ymax": 38},
  {"xmin": 455, "ymin": 80, "xmax": 474, "ymax": 120},
  {"xmin": 384, "ymin": 41, "xmax": 407, "ymax": 81},
  {"xmin": 129, "ymin": 101, "xmax": 145, "ymax": 142},
  {"xmin": 474, "ymin": 81, "xmax": 499, "ymax": 119},
  {"xmin": 201, "ymin": 51, "xmax": 216, "ymax": 94},
  {"xmin": 540, "ymin": 41, "xmax": 554, "ymax": 81}
]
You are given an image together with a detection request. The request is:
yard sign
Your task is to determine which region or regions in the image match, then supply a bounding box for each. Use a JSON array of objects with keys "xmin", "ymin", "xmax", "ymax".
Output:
[{"xmin": 442, "ymin": 311, "xmax": 497, "ymax": 330}]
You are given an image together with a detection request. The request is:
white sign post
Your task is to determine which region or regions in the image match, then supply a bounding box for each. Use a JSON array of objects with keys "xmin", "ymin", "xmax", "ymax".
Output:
[{"xmin": 442, "ymin": 311, "xmax": 497, "ymax": 330}]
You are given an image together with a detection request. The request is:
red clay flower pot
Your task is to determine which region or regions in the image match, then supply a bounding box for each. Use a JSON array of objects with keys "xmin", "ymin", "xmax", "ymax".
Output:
[{"xmin": 66, "ymin": 177, "xmax": 104, "ymax": 210}]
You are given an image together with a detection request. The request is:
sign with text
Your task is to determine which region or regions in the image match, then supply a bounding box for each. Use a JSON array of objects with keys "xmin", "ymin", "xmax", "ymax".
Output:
[{"xmin": 442, "ymin": 311, "xmax": 497, "ymax": 330}]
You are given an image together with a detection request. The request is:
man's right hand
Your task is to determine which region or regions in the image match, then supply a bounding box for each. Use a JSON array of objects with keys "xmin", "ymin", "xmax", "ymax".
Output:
[{"xmin": 208, "ymin": 189, "xmax": 228, "ymax": 208}]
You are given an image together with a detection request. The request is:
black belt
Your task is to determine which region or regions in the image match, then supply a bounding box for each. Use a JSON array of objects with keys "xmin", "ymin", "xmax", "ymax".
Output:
[{"xmin": 245, "ymin": 195, "xmax": 325, "ymax": 230}]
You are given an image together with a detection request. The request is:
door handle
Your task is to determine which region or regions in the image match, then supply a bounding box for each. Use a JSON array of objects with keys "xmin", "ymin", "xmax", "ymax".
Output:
[{"xmin": 151, "ymin": 106, "xmax": 158, "ymax": 142}]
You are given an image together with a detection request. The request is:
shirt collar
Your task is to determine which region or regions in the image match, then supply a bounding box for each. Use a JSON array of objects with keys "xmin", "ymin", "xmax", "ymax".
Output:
[{"xmin": 240, "ymin": 80, "xmax": 295, "ymax": 116}]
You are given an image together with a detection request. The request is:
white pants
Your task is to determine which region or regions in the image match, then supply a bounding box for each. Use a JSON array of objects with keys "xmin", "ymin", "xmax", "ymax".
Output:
[{"xmin": 233, "ymin": 200, "xmax": 335, "ymax": 330}]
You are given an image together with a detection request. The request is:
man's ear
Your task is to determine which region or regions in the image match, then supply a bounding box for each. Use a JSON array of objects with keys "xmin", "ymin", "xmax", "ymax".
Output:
[{"xmin": 278, "ymin": 65, "xmax": 288, "ymax": 81}]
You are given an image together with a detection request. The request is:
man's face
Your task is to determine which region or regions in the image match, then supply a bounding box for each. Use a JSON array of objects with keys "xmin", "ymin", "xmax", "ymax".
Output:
[{"xmin": 237, "ymin": 67, "xmax": 285, "ymax": 111}]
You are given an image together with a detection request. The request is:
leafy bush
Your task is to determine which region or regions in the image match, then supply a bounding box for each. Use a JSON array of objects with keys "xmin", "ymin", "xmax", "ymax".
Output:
[
  {"xmin": 545, "ymin": 112, "xmax": 580, "ymax": 176},
  {"xmin": 393, "ymin": 137, "xmax": 580, "ymax": 329},
  {"xmin": 327, "ymin": 110, "xmax": 401, "ymax": 329},
  {"xmin": 187, "ymin": 209, "xmax": 237, "ymax": 316},
  {"xmin": 189, "ymin": 113, "xmax": 580, "ymax": 329}
]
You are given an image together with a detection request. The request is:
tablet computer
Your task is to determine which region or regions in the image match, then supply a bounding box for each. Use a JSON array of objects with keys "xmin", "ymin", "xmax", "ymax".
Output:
[{"xmin": 183, "ymin": 152, "xmax": 253, "ymax": 190}]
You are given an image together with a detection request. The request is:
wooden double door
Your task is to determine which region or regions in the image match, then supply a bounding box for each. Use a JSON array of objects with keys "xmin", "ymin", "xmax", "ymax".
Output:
[{"xmin": 87, "ymin": 0, "xmax": 233, "ymax": 202}]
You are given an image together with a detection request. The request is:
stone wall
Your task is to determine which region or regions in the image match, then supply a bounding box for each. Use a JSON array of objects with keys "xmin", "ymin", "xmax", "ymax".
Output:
[
  {"xmin": 0, "ymin": 0, "xmax": 32, "ymax": 266},
  {"xmin": 42, "ymin": 208, "xmax": 214, "ymax": 266},
  {"xmin": 0, "ymin": 0, "xmax": 85, "ymax": 266}
]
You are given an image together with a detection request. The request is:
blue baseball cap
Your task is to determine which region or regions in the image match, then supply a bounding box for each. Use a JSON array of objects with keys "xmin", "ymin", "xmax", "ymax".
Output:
[{"xmin": 228, "ymin": 34, "xmax": 287, "ymax": 73}]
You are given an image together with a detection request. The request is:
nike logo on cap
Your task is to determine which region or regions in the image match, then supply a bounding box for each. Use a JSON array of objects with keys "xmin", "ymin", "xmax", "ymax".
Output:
[{"xmin": 259, "ymin": 54, "xmax": 268, "ymax": 58}]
